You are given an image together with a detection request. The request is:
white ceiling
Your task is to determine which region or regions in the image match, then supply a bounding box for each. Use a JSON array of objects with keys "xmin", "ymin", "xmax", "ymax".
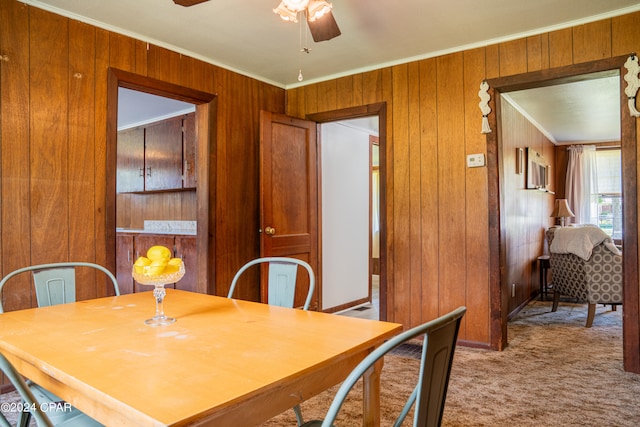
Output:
[
  {"xmin": 27, "ymin": 0, "xmax": 639, "ymax": 142},
  {"xmin": 503, "ymin": 74, "xmax": 621, "ymax": 144}
]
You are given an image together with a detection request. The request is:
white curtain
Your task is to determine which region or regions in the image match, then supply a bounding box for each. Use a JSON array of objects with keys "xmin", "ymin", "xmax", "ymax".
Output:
[{"xmin": 565, "ymin": 145, "xmax": 598, "ymax": 225}]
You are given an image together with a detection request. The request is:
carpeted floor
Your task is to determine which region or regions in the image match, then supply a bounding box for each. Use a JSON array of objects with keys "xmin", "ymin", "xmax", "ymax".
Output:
[
  {"xmin": 2, "ymin": 300, "xmax": 639, "ymax": 426},
  {"xmin": 260, "ymin": 300, "xmax": 640, "ymax": 426}
]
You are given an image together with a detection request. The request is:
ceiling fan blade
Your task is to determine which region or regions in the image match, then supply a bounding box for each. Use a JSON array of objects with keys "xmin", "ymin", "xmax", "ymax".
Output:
[
  {"xmin": 307, "ymin": 10, "xmax": 341, "ymax": 42},
  {"xmin": 173, "ymin": 0, "xmax": 210, "ymax": 6}
]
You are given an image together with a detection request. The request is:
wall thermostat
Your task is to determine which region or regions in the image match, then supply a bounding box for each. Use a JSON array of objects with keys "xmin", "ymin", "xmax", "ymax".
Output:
[{"xmin": 467, "ymin": 153, "xmax": 485, "ymax": 168}]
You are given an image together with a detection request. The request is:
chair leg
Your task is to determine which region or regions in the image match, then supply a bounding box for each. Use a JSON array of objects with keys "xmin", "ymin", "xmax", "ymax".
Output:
[
  {"xmin": 293, "ymin": 404, "xmax": 304, "ymax": 426},
  {"xmin": 17, "ymin": 410, "xmax": 31, "ymax": 427},
  {"xmin": 551, "ymin": 291, "xmax": 560, "ymax": 312},
  {"xmin": 586, "ymin": 303, "xmax": 595, "ymax": 328}
]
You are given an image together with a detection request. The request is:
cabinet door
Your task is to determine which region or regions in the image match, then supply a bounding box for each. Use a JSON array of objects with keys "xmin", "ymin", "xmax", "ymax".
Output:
[
  {"xmin": 183, "ymin": 113, "xmax": 197, "ymax": 189},
  {"xmin": 175, "ymin": 236, "xmax": 197, "ymax": 292},
  {"xmin": 133, "ymin": 234, "xmax": 176, "ymax": 291},
  {"xmin": 116, "ymin": 234, "xmax": 135, "ymax": 294},
  {"xmin": 117, "ymin": 127, "xmax": 145, "ymax": 193},
  {"xmin": 144, "ymin": 116, "xmax": 183, "ymax": 191}
]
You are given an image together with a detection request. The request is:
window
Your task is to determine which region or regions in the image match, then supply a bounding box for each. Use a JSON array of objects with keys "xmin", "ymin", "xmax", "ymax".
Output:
[{"xmin": 591, "ymin": 149, "xmax": 622, "ymax": 240}]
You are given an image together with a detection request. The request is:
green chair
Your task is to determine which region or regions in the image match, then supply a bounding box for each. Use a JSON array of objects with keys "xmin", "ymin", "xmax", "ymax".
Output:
[
  {"xmin": 300, "ymin": 306, "xmax": 466, "ymax": 427},
  {"xmin": 227, "ymin": 257, "xmax": 315, "ymax": 310},
  {"xmin": 0, "ymin": 352, "xmax": 102, "ymax": 427},
  {"xmin": 228, "ymin": 257, "xmax": 315, "ymax": 425},
  {"xmin": 0, "ymin": 262, "xmax": 118, "ymax": 427}
]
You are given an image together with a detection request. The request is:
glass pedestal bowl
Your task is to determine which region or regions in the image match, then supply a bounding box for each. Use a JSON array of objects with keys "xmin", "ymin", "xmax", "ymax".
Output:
[{"xmin": 132, "ymin": 263, "xmax": 185, "ymax": 326}]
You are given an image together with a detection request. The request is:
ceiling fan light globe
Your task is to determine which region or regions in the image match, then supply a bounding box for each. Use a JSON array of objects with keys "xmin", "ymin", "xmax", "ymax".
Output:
[
  {"xmin": 273, "ymin": 2, "xmax": 299, "ymax": 22},
  {"xmin": 282, "ymin": 0, "xmax": 310, "ymax": 12},
  {"xmin": 307, "ymin": 0, "xmax": 332, "ymax": 22}
]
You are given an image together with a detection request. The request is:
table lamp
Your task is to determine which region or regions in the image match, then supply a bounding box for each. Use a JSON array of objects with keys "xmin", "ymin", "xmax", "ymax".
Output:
[{"xmin": 550, "ymin": 198, "xmax": 575, "ymax": 227}]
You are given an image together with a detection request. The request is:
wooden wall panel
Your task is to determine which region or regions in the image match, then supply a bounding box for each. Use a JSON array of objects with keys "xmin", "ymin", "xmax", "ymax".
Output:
[
  {"xmin": 390, "ymin": 63, "xmax": 411, "ymax": 327},
  {"xmin": 436, "ymin": 53, "xmax": 467, "ymax": 318},
  {"xmin": 548, "ymin": 28, "xmax": 573, "ymax": 68},
  {"xmin": 573, "ymin": 20, "xmax": 612, "ymax": 64},
  {"xmin": 29, "ymin": 8, "xmax": 69, "ymax": 264},
  {"xmin": 68, "ymin": 20, "xmax": 99, "ymax": 300},
  {"xmin": 95, "ymin": 28, "xmax": 111, "ymax": 273},
  {"xmin": 612, "ymin": 12, "xmax": 640, "ymax": 56},
  {"xmin": 526, "ymin": 35, "xmax": 543, "ymax": 72},
  {"xmin": 0, "ymin": 0, "xmax": 30, "ymax": 311},
  {"xmin": 147, "ymin": 45, "xmax": 182, "ymax": 86},
  {"xmin": 417, "ymin": 58, "xmax": 439, "ymax": 324},
  {"xmin": 499, "ymin": 38, "xmax": 528, "ymax": 76},
  {"xmin": 485, "ymin": 44, "xmax": 500, "ymax": 79},
  {"xmin": 463, "ymin": 48, "xmax": 490, "ymax": 343},
  {"xmin": 108, "ymin": 33, "xmax": 139, "ymax": 72},
  {"xmin": 407, "ymin": 62, "xmax": 422, "ymax": 327}
]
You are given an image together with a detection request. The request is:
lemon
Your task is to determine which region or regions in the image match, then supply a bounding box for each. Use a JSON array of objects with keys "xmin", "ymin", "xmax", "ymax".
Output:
[
  {"xmin": 147, "ymin": 245, "xmax": 172, "ymax": 261},
  {"xmin": 168, "ymin": 258, "xmax": 182, "ymax": 266},
  {"xmin": 133, "ymin": 256, "xmax": 152, "ymax": 274},
  {"xmin": 163, "ymin": 264, "xmax": 180, "ymax": 274},
  {"xmin": 134, "ymin": 256, "xmax": 151, "ymax": 266},
  {"xmin": 145, "ymin": 259, "xmax": 168, "ymax": 277}
]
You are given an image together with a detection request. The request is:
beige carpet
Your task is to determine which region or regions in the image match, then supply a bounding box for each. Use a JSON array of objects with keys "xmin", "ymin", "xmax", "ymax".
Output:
[
  {"xmin": 261, "ymin": 300, "xmax": 640, "ymax": 426},
  {"xmin": 2, "ymin": 300, "xmax": 640, "ymax": 426}
]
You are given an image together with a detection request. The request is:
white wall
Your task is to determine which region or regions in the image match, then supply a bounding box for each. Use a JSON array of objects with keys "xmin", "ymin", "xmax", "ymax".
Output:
[{"xmin": 321, "ymin": 122, "xmax": 371, "ymax": 310}]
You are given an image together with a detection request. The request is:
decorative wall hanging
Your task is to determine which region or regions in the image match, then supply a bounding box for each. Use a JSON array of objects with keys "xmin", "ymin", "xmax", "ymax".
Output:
[
  {"xmin": 478, "ymin": 81, "xmax": 492, "ymax": 133},
  {"xmin": 624, "ymin": 54, "xmax": 640, "ymax": 117}
]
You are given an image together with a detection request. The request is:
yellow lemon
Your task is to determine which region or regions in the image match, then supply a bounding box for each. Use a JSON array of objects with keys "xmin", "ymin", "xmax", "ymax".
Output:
[
  {"xmin": 134, "ymin": 256, "xmax": 151, "ymax": 266},
  {"xmin": 133, "ymin": 257, "xmax": 151, "ymax": 274},
  {"xmin": 163, "ymin": 264, "xmax": 180, "ymax": 274},
  {"xmin": 144, "ymin": 258, "xmax": 168, "ymax": 276},
  {"xmin": 168, "ymin": 258, "xmax": 182, "ymax": 266},
  {"xmin": 147, "ymin": 245, "xmax": 172, "ymax": 261}
]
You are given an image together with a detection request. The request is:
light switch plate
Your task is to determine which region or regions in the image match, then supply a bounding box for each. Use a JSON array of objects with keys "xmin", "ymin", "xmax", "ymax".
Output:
[{"xmin": 467, "ymin": 153, "xmax": 485, "ymax": 167}]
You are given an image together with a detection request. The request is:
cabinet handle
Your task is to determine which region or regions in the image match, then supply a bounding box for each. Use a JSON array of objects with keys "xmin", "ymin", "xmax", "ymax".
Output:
[
  {"xmin": 146, "ymin": 167, "xmax": 151, "ymax": 177},
  {"xmin": 139, "ymin": 168, "xmax": 144, "ymax": 177}
]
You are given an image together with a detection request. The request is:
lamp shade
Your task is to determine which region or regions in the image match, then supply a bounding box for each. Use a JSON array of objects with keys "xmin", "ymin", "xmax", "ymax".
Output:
[{"xmin": 550, "ymin": 199, "xmax": 575, "ymax": 219}]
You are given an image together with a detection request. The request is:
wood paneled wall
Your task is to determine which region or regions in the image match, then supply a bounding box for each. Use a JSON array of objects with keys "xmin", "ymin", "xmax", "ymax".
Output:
[
  {"xmin": 286, "ymin": 12, "xmax": 640, "ymax": 349},
  {"xmin": 1, "ymin": 0, "xmax": 640, "ymax": 352},
  {"xmin": 0, "ymin": 0, "xmax": 284, "ymax": 313},
  {"xmin": 500, "ymin": 100, "xmax": 555, "ymax": 315}
]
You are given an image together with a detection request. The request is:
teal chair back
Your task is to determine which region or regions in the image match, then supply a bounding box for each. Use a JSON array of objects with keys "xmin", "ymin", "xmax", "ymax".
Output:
[
  {"xmin": 227, "ymin": 257, "xmax": 315, "ymax": 310},
  {"xmin": 0, "ymin": 262, "xmax": 119, "ymax": 313},
  {"xmin": 301, "ymin": 306, "xmax": 466, "ymax": 427}
]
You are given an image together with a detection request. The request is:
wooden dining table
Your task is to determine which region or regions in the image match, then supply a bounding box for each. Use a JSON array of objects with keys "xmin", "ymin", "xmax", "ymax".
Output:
[{"xmin": 0, "ymin": 289, "xmax": 402, "ymax": 426}]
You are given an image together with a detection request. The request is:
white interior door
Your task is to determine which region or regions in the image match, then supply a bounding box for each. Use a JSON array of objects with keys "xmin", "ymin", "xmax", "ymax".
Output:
[{"xmin": 321, "ymin": 121, "xmax": 374, "ymax": 310}]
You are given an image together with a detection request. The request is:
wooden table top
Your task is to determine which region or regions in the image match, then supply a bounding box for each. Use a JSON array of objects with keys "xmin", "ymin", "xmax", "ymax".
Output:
[{"xmin": 0, "ymin": 289, "xmax": 401, "ymax": 426}]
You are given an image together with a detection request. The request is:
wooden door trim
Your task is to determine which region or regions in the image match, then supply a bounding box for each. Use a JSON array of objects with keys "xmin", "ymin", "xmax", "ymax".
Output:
[
  {"xmin": 106, "ymin": 68, "xmax": 217, "ymax": 294},
  {"xmin": 307, "ymin": 102, "xmax": 388, "ymax": 319},
  {"xmin": 485, "ymin": 55, "xmax": 639, "ymax": 372}
]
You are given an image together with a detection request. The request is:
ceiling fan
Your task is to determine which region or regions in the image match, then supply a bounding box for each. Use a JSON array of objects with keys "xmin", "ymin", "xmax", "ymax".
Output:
[
  {"xmin": 172, "ymin": 0, "xmax": 341, "ymax": 43},
  {"xmin": 273, "ymin": 0, "xmax": 341, "ymax": 42}
]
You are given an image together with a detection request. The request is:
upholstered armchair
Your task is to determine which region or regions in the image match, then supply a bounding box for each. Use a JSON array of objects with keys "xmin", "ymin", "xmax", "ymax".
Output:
[{"xmin": 546, "ymin": 226, "xmax": 623, "ymax": 327}]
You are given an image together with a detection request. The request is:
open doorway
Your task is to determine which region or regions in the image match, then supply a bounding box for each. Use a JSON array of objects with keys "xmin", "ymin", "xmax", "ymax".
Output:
[
  {"xmin": 319, "ymin": 117, "xmax": 380, "ymax": 320},
  {"xmin": 105, "ymin": 68, "xmax": 217, "ymax": 294},
  {"xmin": 307, "ymin": 102, "xmax": 388, "ymax": 320},
  {"xmin": 486, "ymin": 55, "xmax": 640, "ymax": 372}
]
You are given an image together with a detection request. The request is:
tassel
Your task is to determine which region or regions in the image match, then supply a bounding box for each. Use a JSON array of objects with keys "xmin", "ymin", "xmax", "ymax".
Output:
[{"xmin": 478, "ymin": 81, "xmax": 492, "ymax": 134}]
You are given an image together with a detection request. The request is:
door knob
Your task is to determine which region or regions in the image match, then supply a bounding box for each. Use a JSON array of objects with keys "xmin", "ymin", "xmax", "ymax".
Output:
[{"xmin": 264, "ymin": 226, "xmax": 276, "ymax": 235}]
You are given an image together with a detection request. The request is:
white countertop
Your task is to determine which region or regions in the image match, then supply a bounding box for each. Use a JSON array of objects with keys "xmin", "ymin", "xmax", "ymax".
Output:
[{"xmin": 116, "ymin": 220, "xmax": 197, "ymax": 236}]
